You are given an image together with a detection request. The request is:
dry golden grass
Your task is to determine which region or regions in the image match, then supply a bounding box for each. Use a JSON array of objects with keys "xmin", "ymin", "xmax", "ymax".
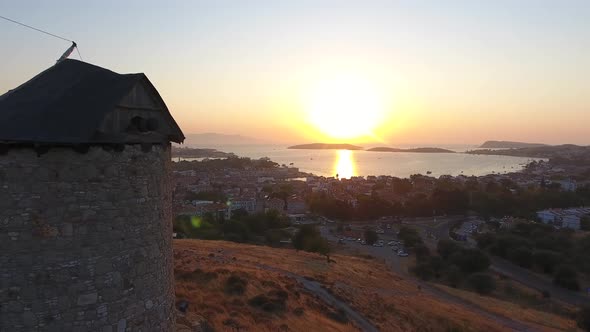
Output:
[
  {"xmin": 433, "ymin": 284, "xmax": 581, "ymax": 332},
  {"xmin": 174, "ymin": 240, "xmax": 558, "ymax": 331}
]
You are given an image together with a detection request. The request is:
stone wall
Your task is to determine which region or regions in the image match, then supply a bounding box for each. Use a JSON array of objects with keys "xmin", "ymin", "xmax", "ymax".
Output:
[{"xmin": 0, "ymin": 144, "xmax": 175, "ymax": 331}]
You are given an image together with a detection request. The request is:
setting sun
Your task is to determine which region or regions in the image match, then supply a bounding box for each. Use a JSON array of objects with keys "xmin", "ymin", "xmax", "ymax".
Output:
[{"xmin": 304, "ymin": 74, "xmax": 385, "ymax": 140}]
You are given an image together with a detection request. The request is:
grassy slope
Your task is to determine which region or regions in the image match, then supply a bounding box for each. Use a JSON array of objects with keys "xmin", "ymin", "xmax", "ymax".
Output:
[
  {"xmin": 174, "ymin": 240, "xmax": 577, "ymax": 331},
  {"xmin": 433, "ymin": 285, "xmax": 580, "ymax": 331}
]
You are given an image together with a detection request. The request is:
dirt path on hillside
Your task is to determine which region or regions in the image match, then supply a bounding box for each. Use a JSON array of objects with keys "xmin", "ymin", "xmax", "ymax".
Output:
[{"xmin": 253, "ymin": 263, "xmax": 379, "ymax": 332}]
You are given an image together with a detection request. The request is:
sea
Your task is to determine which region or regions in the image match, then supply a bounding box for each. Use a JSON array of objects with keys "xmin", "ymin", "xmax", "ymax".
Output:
[{"xmin": 178, "ymin": 144, "xmax": 544, "ymax": 179}]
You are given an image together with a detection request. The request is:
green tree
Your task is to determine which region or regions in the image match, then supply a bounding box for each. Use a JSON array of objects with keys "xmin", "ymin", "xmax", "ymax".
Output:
[
  {"xmin": 293, "ymin": 225, "xmax": 332, "ymax": 262},
  {"xmin": 398, "ymin": 227, "xmax": 423, "ymax": 248},
  {"xmin": 577, "ymin": 306, "xmax": 590, "ymax": 331},
  {"xmin": 449, "ymin": 249, "xmax": 491, "ymax": 274},
  {"xmin": 437, "ymin": 239, "xmax": 461, "ymax": 259},
  {"xmin": 364, "ymin": 229, "xmax": 378, "ymax": 245},
  {"xmin": 553, "ymin": 265, "xmax": 580, "ymax": 291},
  {"xmin": 413, "ymin": 262, "xmax": 435, "ymax": 281},
  {"xmin": 507, "ymin": 246, "xmax": 533, "ymax": 268},
  {"xmin": 446, "ymin": 265, "xmax": 463, "ymax": 288},
  {"xmin": 533, "ymin": 250, "xmax": 561, "ymax": 274},
  {"xmin": 413, "ymin": 243, "xmax": 431, "ymax": 262},
  {"xmin": 467, "ymin": 273, "xmax": 496, "ymax": 295},
  {"xmin": 475, "ymin": 232, "xmax": 496, "ymax": 249}
]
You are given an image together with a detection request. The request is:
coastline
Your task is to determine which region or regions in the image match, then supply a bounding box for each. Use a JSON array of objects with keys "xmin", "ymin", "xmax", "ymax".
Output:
[{"xmin": 173, "ymin": 146, "xmax": 545, "ymax": 180}]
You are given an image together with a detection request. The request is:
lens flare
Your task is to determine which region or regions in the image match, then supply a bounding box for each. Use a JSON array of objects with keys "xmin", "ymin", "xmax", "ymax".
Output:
[{"xmin": 190, "ymin": 216, "xmax": 202, "ymax": 228}]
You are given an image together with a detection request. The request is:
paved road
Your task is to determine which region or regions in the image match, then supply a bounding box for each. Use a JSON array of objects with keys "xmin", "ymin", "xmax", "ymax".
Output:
[
  {"xmin": 491, "ymin": 257, "xmax": 590, "ymax": 306},
  {"xmin": 409, "ymin": 217, "xmax": 590, "ymax": 307}
]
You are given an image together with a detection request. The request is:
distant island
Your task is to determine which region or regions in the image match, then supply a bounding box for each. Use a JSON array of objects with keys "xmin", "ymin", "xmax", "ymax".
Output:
[
  {"xmin": 479, "ymin": 140, "xmax": 547, "ymax": 149},
  {"xmin": 287, "ymin": 143, "xmax": 364, "ymax": 150},
  {"xmin": 172, "ymin": 146, "xmax": 234, "ymax": 158},
  {"xmin": 367, "ymin": 147, "xmax": 455, "ymax": 153}
]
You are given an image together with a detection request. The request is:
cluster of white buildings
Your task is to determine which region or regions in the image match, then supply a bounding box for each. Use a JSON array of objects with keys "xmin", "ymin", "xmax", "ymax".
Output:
[{"xmin": 536, "ymin": 207, "xmax": 590, "ymax": 230}]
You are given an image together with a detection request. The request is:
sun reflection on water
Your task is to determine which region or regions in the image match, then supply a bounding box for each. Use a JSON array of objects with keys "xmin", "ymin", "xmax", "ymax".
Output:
[{"xmin": 334, "ymin": 150, "xmax": 356, "ymax": 179}]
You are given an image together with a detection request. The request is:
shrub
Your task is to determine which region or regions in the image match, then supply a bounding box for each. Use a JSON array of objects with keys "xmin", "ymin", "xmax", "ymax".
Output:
[
  {"xmin": 413, "ymin": 262, "xmax": 435, "ymax": 281},
  {"xmin": 398, "ymin": 227, "xmax": 423, "ymax": 248},
  {"xmin": 467, "ymin": 273, "xmax": 496, "ymax": 295},
  {"xmin": 224, "ymin": 275, "xmax": 248, "ymax": 295},
  {"xmin": 490, "ymin": 234, "xmax": 527, "ymax": 258},
  {"xmin": 437, "ymin": 239, "xmax": 461, "ymax": 259},
  {"xmin": 364, "ymin": 229, "xmax": 378, "ymax": 245},
  {"xmin": 248, "ymin": 290, "xmax": 288, "ymax": 314},
  {"xmin": 428, "ymin": 256, "xmax": 445, "ymax": 278},
  {"xmin": 293, "ymin": 225, "xmax": 331, "ymax": 259},
  {"xmin": 577, "ymin": 306, "xmax": 590, "ymax": 331},
  {"xmin": 475, "ymin": 232, "xmax": 496, "ymax": 249},
  {"xmin": 533, "ymin": 250, "xmax": 561, "ymax": 274},
  {"xmin": 449, "ymin": 249, "xmax": 490, "ymax": 274},
  {"xmin": 553, "ymin": 265, "xmax": 580, "ymax": 291},
  {"xmin": 446, "ymin": 265, "xmax": 463, "ymax": 288},
  {"xmin": 293, "ymin": 307, "xmax": 305, "ymax": 316},
  {"xmin": 413, "ymin": 243, "xmax": 431, "ymax": 261},
  {"xmin": 177, "ymin": 269, "xmax": 217, "ymax": 283},
  {"xmin": 507, "ymin": 246, "xmax": 533, "ymax": 268},
  {"xmin": 327, "ymin": 308, "xmax": 349, "ymax": 323}
]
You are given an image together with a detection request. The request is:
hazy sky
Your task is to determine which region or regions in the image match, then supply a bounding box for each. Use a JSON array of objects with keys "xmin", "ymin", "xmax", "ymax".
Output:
[{"xmin": 2, "ymin": 1, "xmax": 589, "ymax": 145}]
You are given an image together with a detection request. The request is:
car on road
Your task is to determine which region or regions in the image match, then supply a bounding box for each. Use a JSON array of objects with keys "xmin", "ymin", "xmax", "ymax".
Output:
[{"xmin": 397, "ymin": 251, "xmax": 409, "ymax": 257}]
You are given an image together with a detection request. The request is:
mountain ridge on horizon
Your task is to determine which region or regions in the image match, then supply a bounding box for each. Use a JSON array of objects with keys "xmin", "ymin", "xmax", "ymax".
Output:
[{"xmin": 182, "ymin": 132, "xmax": 269, "ymax": 146}]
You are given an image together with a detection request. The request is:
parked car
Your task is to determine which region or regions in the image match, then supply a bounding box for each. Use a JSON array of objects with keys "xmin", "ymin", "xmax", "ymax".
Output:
[{"xmin": 397, "ymin": 251, "xmax": 409, "ymax": 257}]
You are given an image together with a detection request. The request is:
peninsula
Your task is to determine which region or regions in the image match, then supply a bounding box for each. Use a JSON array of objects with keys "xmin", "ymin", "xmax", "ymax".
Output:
[
  {"xmin": 467, "ymin": 144, "xmax": 590, "ymax": 159},
  {"xmin": 287, "ymin": 143, "xmax": 364, "ymax": 150},
  {"xmin": 367, "ymin": 147, "xmax": 455, "ymax": 153},
  {"xmin": 172, "ymin": 146, "xmax": 234, "ymax": 158},
  {"xmin": 479, "ymin": 140, "xmax": 547, "ymax": 149}
]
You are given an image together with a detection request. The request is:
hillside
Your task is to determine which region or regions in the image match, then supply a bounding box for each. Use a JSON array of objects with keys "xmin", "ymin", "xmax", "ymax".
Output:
[
  {"xmin": 479, "ymin": 141, "xmax": 548, "ymax": 149},
  {"xmin": 183, "ymin": 133, "xmax": 267, "ymax": 146},
  {"xmin": 173, "ymin": 240, "xmax": 572, "ymax": 331},
  {"xmin": 288, "ymin": 143, "xmax": 364, "ymax": 150},
  {"xmin": 367, "ymin": 147, "xmax": 455, "ymax": 153}
]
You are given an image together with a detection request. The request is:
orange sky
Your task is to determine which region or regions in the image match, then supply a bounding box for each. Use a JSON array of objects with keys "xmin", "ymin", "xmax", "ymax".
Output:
[{"xmin": 2, "ymin": 1, "xmax": 589, "ymax": 145}]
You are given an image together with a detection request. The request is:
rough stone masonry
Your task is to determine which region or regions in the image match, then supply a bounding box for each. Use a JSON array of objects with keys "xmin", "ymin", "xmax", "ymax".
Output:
[{"xmin": 0, "ymin": 145, "xmax": 175, "ymax": 331}]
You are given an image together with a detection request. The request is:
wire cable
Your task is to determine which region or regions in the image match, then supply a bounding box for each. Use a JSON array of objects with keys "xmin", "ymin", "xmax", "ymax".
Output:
[
  {"xmin": 0, "ymin": 14, "xmax": 83, "ymax": 60},
  {"xmin": 75, "ymin": 46, "xmax": 83, "ymax": 61},
  {"xmin": 0, "ymin": 14, "xmax": 73, "ymax": 42}
]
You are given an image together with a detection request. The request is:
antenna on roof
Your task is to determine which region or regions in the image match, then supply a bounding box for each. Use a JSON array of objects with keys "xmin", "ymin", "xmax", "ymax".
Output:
[
  {"xmin": 0, "ymin": 14, "xmax": 83, "ymax": 61},
  {"xmin": 57, "ymin": 42, "xmax": 78, "ymax": 63}
]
